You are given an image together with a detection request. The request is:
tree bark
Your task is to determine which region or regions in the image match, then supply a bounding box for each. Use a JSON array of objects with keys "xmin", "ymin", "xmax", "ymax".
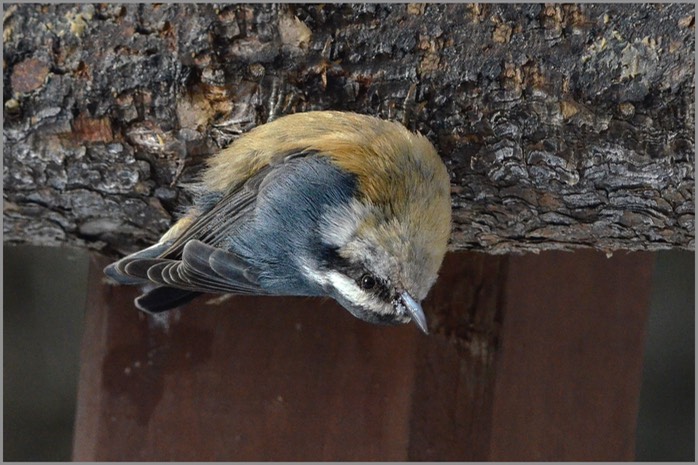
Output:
[{"xmin": 3, "ymin": 4, "xmax": 694, "ymax": 255}]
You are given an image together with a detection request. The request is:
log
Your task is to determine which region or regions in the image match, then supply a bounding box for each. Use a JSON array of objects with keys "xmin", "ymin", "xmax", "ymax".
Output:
[
  {"xmin": 73, "ymin": 250, "xmax": 653, "ymax": 460},
  {"xmin": 3, "ymin": 4, "xmax": 694, "ymax": 254}
]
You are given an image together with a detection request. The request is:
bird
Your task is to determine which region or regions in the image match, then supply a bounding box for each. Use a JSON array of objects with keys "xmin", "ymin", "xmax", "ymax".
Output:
[{"xmin": 104, "ymin": 111, "xmax": 452, "ymax": 334}]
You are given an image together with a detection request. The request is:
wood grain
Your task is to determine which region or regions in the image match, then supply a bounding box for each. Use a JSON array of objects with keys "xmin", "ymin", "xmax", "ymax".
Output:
[{"xmin": 74, "ymin": 250, "xmax": 653, "ymax": 460}]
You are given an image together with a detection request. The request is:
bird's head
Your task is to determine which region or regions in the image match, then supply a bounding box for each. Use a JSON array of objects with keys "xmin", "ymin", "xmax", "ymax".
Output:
[{"xmin": 299, "ymin": 120, "xmax": 452, "ymax": 333}]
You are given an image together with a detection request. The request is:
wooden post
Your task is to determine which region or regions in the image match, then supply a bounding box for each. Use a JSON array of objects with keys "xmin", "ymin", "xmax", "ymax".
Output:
[
  {"xmin": 74, "ymin": 250, "xmax": 653, "ymax": 460},
  {"xmin": 488, "ymin": 251, "xmax": 652, "ymax": 460}
]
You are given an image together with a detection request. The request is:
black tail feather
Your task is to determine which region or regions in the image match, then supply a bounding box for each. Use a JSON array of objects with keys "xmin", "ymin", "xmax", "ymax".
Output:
[{"xmin": 135, "ymin": 286, "xmax": 202, "ymax": 314}]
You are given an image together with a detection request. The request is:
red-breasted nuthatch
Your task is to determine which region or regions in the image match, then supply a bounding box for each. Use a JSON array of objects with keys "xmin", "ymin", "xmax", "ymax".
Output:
[{"xmin": 105, "ymin": 111, "xmax": 451, "ymax": 333}]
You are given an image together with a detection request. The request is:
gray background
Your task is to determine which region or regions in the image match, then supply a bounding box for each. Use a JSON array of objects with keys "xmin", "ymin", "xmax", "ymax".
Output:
[{"xmin": 3, "ymin": 246, "xmax": 694, "ymax": 461}]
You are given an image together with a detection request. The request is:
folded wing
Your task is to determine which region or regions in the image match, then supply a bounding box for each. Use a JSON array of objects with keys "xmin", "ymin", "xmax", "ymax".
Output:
[{"xmin": 103, "ymin": 163, "xmax": 281, "ymax": 313}]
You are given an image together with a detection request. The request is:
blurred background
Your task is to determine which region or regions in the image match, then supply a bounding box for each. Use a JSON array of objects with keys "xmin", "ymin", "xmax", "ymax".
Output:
[{"xmin": 3, "ymin": 246, "xmax": 694, "ymax": 461}]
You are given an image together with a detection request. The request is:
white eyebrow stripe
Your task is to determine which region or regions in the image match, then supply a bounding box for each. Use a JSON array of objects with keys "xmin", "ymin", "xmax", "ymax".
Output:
[
  {"xmin": 299, "ymin": 260, "xmax": 328, "ymax": 286},
  {"xmin": 300, "ymin": 261, "xmax": 393, "ymax": 316}
]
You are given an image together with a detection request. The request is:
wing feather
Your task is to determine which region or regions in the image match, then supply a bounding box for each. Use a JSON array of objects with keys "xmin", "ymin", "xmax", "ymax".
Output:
[
  {"xmin": 160, "ymin": 164, "xmax": 274, "ymax": 260},
  {"xmin": 106, "ymin": 151, "xmax": 313, "ymax": 312}
]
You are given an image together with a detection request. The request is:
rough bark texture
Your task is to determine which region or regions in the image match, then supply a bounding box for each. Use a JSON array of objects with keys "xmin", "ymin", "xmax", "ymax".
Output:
[{"xmin": 3, "ymin": 3, "xmax": 695, "ymax": 255}]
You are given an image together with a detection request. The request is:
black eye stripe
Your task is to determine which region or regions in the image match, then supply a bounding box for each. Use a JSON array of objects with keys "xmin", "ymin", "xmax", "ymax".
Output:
[
  {"xmin": 356, "ymin": 273, "xmax": 392, "ymax": 301},
  {"xmin": 317, "ymin": 246, "xmax": 392, "ymax": 302}
]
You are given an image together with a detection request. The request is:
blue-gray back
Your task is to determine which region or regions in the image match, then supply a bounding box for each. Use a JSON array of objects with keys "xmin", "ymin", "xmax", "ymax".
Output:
[{"xmin": 221, "ymin": 155, "xmax": 357, "ymax": 296}]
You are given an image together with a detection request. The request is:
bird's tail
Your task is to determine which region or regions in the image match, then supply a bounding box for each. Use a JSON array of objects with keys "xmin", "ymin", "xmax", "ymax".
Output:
[{"xmin": 135, "ymin": 286, "xmax": 201, "ymax": 314}]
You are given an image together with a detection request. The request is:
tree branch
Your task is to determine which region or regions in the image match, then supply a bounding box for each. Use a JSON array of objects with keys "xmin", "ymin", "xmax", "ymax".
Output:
[{"xmin": 3, "ymin": 4, "xmax": 694, "ymax": 255}]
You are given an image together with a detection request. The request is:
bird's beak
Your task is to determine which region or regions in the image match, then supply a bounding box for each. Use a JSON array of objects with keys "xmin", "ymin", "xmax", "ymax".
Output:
[{"xmin": 399, "ymin": 291, "xmax": 429, "ymax": 334}]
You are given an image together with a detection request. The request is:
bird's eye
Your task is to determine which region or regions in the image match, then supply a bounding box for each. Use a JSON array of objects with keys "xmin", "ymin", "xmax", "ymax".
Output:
[{"xmin": 359, "ymin": 273, "xmax": 377, "ymax": 290}]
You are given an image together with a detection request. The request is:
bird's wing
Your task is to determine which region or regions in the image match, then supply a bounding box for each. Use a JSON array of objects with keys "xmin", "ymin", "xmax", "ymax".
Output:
[
  {"xmin": 107, "ymin": 154, "xmax": 307, "ymax": 296},
  {"xmin": 122, "ymin": 239, "xmax": 264, "ymax": 295},
  {"xmin": 161, "ymin": 162, "xmax": 275, "ymax": 260}
]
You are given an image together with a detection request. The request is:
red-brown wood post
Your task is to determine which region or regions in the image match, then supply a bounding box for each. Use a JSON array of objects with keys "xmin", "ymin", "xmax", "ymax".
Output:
[{"xmin": 74, "ymin": 250, "xmax": 653, "ymax": 460}]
